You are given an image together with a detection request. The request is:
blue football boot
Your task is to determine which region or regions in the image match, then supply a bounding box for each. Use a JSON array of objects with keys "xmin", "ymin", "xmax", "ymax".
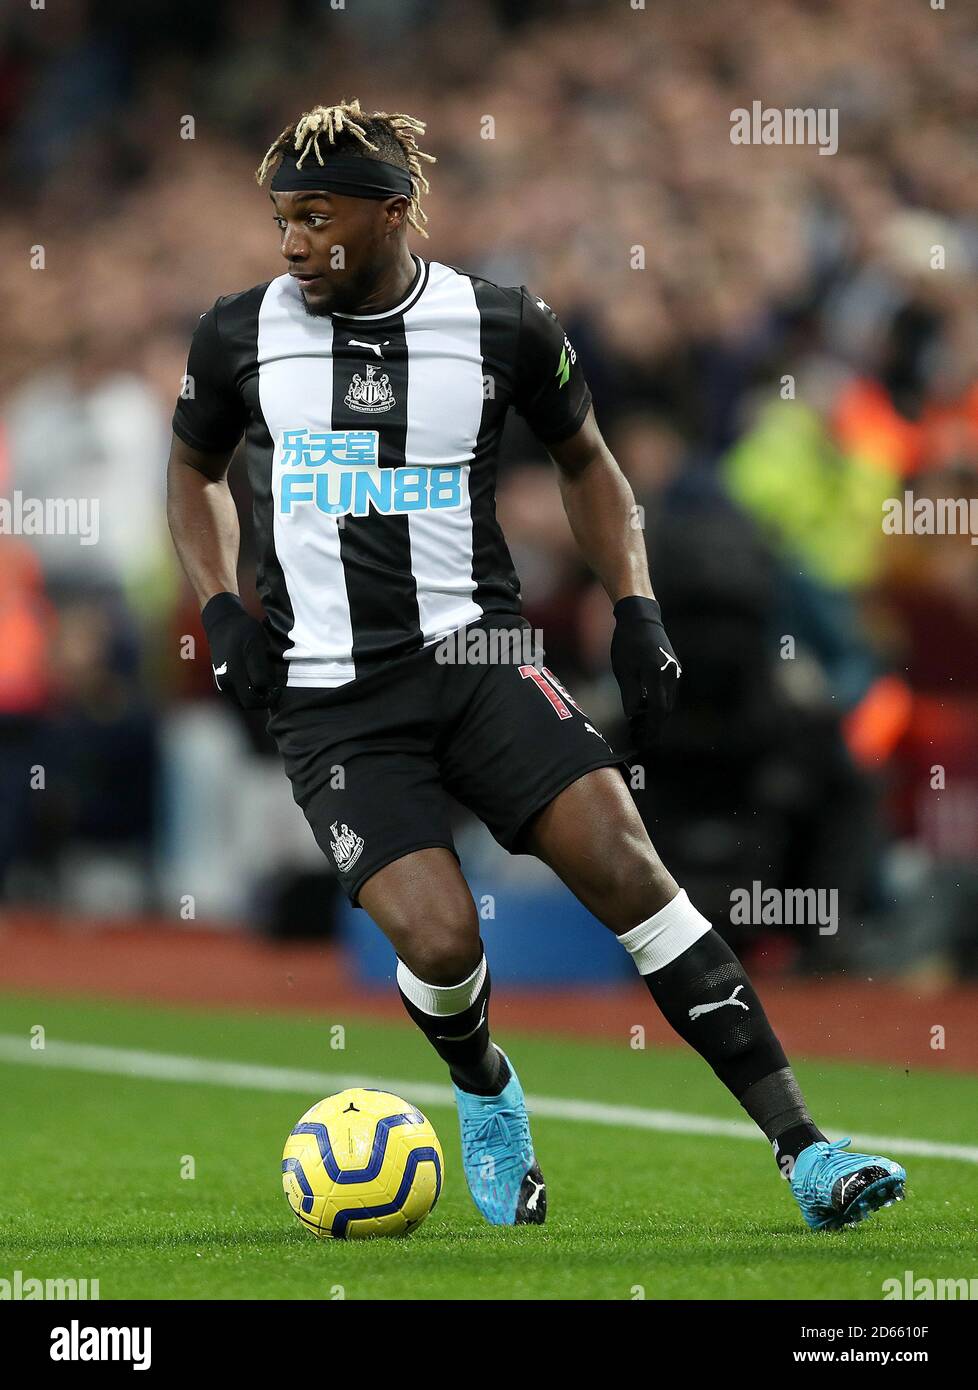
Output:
[
  {"xmin": 790, "ymin": 1137, "xmax": 907, "ymax": 1231},
  {"xmin": 453, "ymin": 1048, "xmax": 546, "ymax": 1226}
]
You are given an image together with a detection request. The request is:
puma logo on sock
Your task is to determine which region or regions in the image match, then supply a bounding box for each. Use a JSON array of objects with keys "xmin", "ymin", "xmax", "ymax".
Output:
[{"xmin": 688, "ymin": 985, "xmax": 749, "ymax": 1021}]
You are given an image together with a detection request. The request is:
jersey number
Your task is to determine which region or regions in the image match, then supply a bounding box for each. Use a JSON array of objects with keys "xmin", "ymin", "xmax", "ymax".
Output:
[{"xmin": 518, "ymin": 665, "xmax": 584, "ymax": 721}]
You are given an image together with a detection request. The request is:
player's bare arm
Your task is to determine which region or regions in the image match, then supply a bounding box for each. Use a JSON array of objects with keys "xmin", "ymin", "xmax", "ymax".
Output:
[
  {"xmin": 165, "ymin": 434, "xmax": 238, "ymax": 608},
  {"xmin": 167, "ymin": 434, "xmax": 280, "ymax": 708},
  {"xmin": 548, "ymin": 407, "xmax": 682, "ymax": 749},
  {"xmin": 548, "ymin": 406, "xmax": 653, "ymax": 603}
]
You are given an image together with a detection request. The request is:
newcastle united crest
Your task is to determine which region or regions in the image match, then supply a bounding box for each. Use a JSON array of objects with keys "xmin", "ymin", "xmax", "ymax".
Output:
[
  {"xmin": 345, "ymin": 363, "xmax": 395, "ymax": 414},
  {"xmin": 329, "ymin": 821, "xmax": 364, "ymax": 874}
]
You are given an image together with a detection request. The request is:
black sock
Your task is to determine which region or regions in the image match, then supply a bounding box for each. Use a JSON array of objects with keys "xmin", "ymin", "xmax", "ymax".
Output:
[
  {"xmin": 771, "ymin": 1121, "xmax": 827, "ymax": 1179},
  {"xmin": 641, "ymin": 929, "xmax": 789, "ymax": 1092},
  {"xmin": 398, "ymin": 956, "xmax": 510, "ymax": 1097},
  {"xmin": 641, "ymin": 930, "xmax": 823, "ymax": 1170}
]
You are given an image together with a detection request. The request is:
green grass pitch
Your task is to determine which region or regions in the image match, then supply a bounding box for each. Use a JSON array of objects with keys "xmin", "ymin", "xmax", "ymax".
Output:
[{"xmin": 1, "ymin": 991, "xmax": 975, "ymax": 1300}]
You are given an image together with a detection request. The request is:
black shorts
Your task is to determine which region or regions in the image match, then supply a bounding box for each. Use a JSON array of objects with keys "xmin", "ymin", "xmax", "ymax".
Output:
[{"xmin": 267, "ymin": 617, "xmax": 625, "ymax": 905}]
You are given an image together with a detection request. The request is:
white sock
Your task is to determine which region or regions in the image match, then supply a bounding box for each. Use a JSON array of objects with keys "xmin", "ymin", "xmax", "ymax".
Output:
[
  {"xmin": 617, "ymin": 889, "xmax": 712, "ymax": 975},
  {"xmin": 396, "ymin": 954, "xmax": 487, "ymax": 1016}
]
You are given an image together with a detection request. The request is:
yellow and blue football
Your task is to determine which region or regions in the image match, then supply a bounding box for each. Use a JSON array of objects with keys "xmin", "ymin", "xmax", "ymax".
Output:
[{"xmin": 282, "ymin": 1088, "xmax": 444, "ymax": 1239}]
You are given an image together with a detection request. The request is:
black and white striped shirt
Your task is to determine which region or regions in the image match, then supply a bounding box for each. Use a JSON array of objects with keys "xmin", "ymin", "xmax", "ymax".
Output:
[{"xmin": 172, "ymin": 256, "xmax": 591, "ymax": 687}]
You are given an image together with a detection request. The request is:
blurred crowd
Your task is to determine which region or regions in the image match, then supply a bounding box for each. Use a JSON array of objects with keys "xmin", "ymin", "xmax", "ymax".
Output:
[{"xmin": 2, "ymin": 0, "xmax": 977, "ymax": 975}]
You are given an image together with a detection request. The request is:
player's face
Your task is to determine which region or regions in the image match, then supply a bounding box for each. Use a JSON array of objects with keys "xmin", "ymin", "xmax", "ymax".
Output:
[{"xmin": 271, "ymin": 191, "xmax": 401, "ymax": 317}]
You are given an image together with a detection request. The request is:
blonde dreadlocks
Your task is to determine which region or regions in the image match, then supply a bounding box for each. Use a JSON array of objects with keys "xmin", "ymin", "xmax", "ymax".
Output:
[{"xmin": 255, "ymin": 99, "xmax": 436, "ymax": 236}]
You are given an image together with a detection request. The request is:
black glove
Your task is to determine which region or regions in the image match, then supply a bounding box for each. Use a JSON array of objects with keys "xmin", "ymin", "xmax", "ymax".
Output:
[
  {"xmin": 610, "ymin": 595, "xmax": 681, "ymax": 750},
  {"xmin": 201, "ymin": 592, "xmax": 281, "ymax": 710}
]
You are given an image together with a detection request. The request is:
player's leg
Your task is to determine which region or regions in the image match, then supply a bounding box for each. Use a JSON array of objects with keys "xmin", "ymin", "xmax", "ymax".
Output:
[
  {"xmin": 436, "ymin": 635, "xmax": 905, "ymax": 1228},
  {"xmin": 436, "ymin": 640, "xmax": 789, "ymax": 1127},
  {"xmin": 268, "ymin": 662, "xmax": 544, "ymax": 1225},
  {"xmin": 524, "ymin": 768, "xmax": 823, "ymax": 1151},
  {"xmin": 269, "ymin": 670, "xmax": 494, "ymax": 1097},
  {"xmin": 523, "ymin": 767, "xmax": 906, "ymax": 1229},
  {"xmin": 363, "ymin": 848, "xmax": 546, "ymax": 1228},
  {"xmin": 357, "ymin": 846, "xmax": 504, "ymax": 1095},
  {"xmin": 357, "ymin": 847, "xmax": 546, "ymax": 1226}
]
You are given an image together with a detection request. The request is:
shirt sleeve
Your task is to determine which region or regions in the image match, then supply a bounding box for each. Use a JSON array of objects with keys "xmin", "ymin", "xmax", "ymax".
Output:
[
  {"xmin": 171, "ymin": 301, "xmax": 248, "ymax": 453},
  {"xmin": 511, "ymin": 287, "xmax": 592, "ymax": 445}
]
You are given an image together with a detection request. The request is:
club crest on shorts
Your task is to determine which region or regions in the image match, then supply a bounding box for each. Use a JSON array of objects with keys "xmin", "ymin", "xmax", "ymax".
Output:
[
  {"xmin": 345, "ymin": 363, "xmax": 395, "ymax": 414},
  {"xmin": 329, "ymin": 821, "xmax": 364, "ymax": 873}
]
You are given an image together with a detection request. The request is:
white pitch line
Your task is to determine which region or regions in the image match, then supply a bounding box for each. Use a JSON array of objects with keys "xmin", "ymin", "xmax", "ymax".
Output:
[{"xmin": 1, "ymin": 1034, "xmax": 976, "ymax": 1166}]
